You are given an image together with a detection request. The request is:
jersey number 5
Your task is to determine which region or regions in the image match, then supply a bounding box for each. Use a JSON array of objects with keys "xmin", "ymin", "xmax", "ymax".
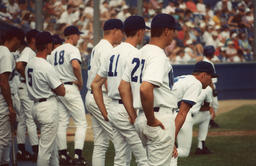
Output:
[
  {"xmin": 54, "ymin": 50, "xmax": 65, "ymax": 65},
  {"xmin": 131, "ymin": 58, "xmax": 145, "ymax": 83},
  {"xmin": 27, "ymin": 68, "xmax": 33, "ymax": 87}
]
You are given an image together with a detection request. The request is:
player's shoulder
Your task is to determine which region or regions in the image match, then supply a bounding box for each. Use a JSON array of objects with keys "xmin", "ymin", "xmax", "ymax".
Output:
[
  {"xmin": 0, "ymin": 45, "xmax": 11, "ymax": 56},
  {"xmin": 21, "ymin": 46, "xmax": 35, "ymax": 55}
]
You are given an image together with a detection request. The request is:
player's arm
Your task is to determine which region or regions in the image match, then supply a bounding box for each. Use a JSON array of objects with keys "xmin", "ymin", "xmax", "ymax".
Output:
[
  {"xmin": 91, "ymin": 74, "xmax": 108, "ymax": 121},
  {"xmin": 16, "ymin": 61, "xmax": 26, "ymax": 78},
  {"xmin": 200, "ymin": 102, "xmax": 210, "ymax": 111},
  {"xmin": 71, "ymin": 59, "xmax": 83, "ymax": 90},
  {"xmin": 140, "ymin": 81, "xmax": 165, "ymax": 129},
  {"xmin": 175, "ymin": 101, "xmax": 192, "ymax": 138},
  {"xmin": 52, "ymin": 84, "xmax": 66, "ymax": 96},
  {"xmin": 0, "ymin": 72, "xmax": 16, "ymax": 121},
  {"xmin": 119, "ymin": 80, "xmax": 137, "ymax": 124}
]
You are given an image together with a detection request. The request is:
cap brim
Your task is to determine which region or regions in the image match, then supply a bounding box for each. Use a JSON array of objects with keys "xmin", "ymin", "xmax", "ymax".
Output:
[
  {"xmin": 78, "ymin": 31, "xmax": 84, "ymax": 35},
  {"xmin": 211, "ymin": 73, "xmax": 218, "ymax": 78}
]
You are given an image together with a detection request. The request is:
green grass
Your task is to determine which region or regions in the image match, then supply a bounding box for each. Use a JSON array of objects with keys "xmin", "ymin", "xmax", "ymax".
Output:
[{"xmin": 68, "ymin": 104, "xmax": 256, "ymax": 166}]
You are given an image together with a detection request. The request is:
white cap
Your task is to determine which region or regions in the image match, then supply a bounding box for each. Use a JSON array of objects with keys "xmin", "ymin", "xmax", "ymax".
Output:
[
  {"xmin": 232, "ymin": 33, "xmax": 237, "ymax": 38},
  {"xmin": 185, "ymin": 21, "xmax": 195, "ymax": 28}
]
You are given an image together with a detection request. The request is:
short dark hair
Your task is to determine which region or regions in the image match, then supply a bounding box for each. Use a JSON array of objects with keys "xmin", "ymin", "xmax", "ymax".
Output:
[
  {"xmin": 36, "ymin": 43, "xmax": 49, "ymax": 51},
  {"xmin": 125, "ymin": 29, "xmax": 140, "ymax": 37},
  {"xmin": 3, "ymin": 28, "xmax": 24, "ymax": 43},
  {"xmin": 26, "ymin": 29, "xmax": 39, "ymax": 44},
  {"xmin": 151, "ymin": 28, "xmax": 166, "ymax": 38}
]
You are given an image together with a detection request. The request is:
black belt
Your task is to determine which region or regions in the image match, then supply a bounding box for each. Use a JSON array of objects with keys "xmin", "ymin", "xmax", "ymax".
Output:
[
  {"xmin": 21, "ymin": 80, "xmax": 25, "ymax": 83},
  {"xmin": 37, "ymin": 98, "xmax": 47, "ymax": 103},
  {"xmin": 118, "ymin": 99, "xmax": 123, "ymax": 104},
  {"xmin": 64, "ymin": 82, "xmax": 73, "ymax": 85},
  {"xmin": 154, "ymin": 107, "xmax": 159, "ymax": 112}
]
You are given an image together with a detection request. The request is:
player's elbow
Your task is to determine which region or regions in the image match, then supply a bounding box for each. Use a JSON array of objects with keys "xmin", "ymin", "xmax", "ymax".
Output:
[{"xmin": 54, "ymin": 84, "xmax": 66, "ymax": 96}]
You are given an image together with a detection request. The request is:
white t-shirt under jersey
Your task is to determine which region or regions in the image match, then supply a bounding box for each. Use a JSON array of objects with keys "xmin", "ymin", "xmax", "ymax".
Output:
[
  {"xmin": 98, "ymin": 42, "xmax": 138, "ymax": 100},
  {"xmin": 87, "ymin": 39, "xmax": 113, "ymax": 92},
  {"xmin": 48, "ymin": 43, "xmax": 81, "ymax": 83},
  {"xmin": 122, "ymin": 44, "xmax": 177, "ymax": 110},
  {"xmin": 25, "ymin": 57, "xmax": 62, "ymax": 101},
  {"xmin": 172, "ymin": 75, "xmax": 202, "ymax": 108}
]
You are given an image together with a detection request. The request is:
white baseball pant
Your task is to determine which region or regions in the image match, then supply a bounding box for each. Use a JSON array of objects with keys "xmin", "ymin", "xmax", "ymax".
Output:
[
  {"xmin": 85, "ymin": 90, "xmax": 113, "ymax": 166},
  {"xmin": 57, "ymin": 84, "xmax": 87, "ymax": 151},
  {"xmin": 31, "ymin": 97, "xmax": 59, "ymax": 166},
  {"xmin": 135, "ymin": 107, "xmax": 175, "ymax": 166},
  {"xmin": 170, "ymin": 111, "xmax": 211, "ymax": 166},
  {"xmin": 0, "ymin": 95, "xmax": 11, "ymax": 165},
  {"xmin": 17, "ymin": 83, "xmax": 38, "ymax": 146},
  {"xmin": 108, "ymin": 100, "xmax": 148, "ymax": 166}
]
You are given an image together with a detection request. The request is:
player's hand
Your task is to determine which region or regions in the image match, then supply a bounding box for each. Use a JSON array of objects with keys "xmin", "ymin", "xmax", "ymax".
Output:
[
  {"xmin": 8, "ymin": 106, "xmax": 16, "ymax": 124},
  {"xmin": 147, "ymin": 118, "xmax": 165, "ymax": 129},
  {"xmin": 103, "ymin": 114, "xmax": 109, "ymax": 121},
  {"xmin": 209, "ymin": 107, "xmax": 215, "ymax": 120},
  {"xmin": 129, "ymin": 114, "xmax": 137, "ymax": 125},
  {"xmin": 172, "ymin": 145, "xmax": 178, "ymax": 158},
  {"xmin": 73, "ymin": 80, "xmax": 82, "ymax": 90}
]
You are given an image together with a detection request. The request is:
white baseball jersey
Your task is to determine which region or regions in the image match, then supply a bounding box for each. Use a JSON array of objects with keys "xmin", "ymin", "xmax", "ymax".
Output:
[
  {"xmin": 17, "ymin": 47, "xmax": 36, "ymax": 64},
  {"xmin": 48, "ymin": 43, "xmax": 81, "ymax": 83},
  {"xmin": 87, "ymin": 39, "xmax": 113, "ymax": 91},
  {"xmin": 190, "ymin": 86, "xmax": 213, "ymax": 114},
  {"xmin": 0, "ymin": 46, "xmax": 15, "ymax": 114},
  {"xmin": 25, "ymin": 57, "xmax": 62, "ymax": 101},
  {"xmin": 202, "ymin": 57, "xmax": 217, "ymax": 83},
  {"xmin": 122, "ymin": 44, "xmax": 177, "ymax": 110},
  {"xmin": 172, "ymin": 75, "xmax": 202, "ymax": 108},
  {"xmin": 97, "ymin": 42, "xmax": 138, "ymax": 99}
]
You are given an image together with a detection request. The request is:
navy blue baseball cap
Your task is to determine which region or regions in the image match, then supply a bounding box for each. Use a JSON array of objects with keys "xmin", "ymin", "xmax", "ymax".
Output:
[
  {"xmin": 193, "ymin": 61, "xmax": 218, "ymax": 78},
  {"xmin": 36, "ymin": 31, "xmax": 52, "ymax": 46},
  {"xmin": 64, "ymin": 25, "xmax": 83, "ymax": 36},
  {"xmin": 124, "ymin": 16, "xmax": 150, "ymax": 32},
  {"xmin": 204, "ymin": 45, "xmax": 215, "ymax": 56},
  {"xmin": 52, "ymin": 34, "xmax": 64, "ymax": 45},
  {"xmin": 103, "ymin": 19, "xmax": 123, "ymax": 31},
  {"xmin": 151, "ymin": 13, "xmax": 182, "ymax": 30}
]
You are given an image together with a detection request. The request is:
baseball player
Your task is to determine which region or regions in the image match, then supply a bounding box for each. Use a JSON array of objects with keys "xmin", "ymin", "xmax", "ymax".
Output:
[
  {"xmin": 85, "ymin": 18, "xmax": 124, "ymax": 166},
  {"xmin": 119, "ymin": 14, "xmax": 181, "ymax": 166},
  {"xmin": 202, "ymin": 45, "xmax": 220, "ymax": 128},
  {"xmin": 47, "ymin": 25, "xmax": 88, "ymax": 165},
  {"xmin": 91, "ymin": 16, "xmax": 149, "ymax": 166},
  {"xmin": 25, "ymin": 31, "xmax": 65, "ymax": 166},
  {"xmin": 16, "ymin": 29, "xmax": 39, "ymax": 161},
  {"xmin": 169, "ymin": 62, "xmax": 217, "ymax": 166},
  {"xmin": 0, "ymin": 28, "xmax": 24, "ymax": 166}
]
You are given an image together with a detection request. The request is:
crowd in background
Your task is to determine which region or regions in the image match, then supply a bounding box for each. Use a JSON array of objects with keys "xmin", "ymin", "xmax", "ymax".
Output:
[{"xmin": 0, "ymin": 0, "xmax": 254, "ymax": 66}]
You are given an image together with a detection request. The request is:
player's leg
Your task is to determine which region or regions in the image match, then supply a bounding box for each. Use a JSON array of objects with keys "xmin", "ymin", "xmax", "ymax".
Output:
[
  {"xmin": 170, "ymin": 112, "xmax": 193, "ymax": 166},
  {"xmin": 108, "ymin": 103, "xmax": 147, "ymax": 166},
  {"xmin": 210, "ymin": 96, "xmax": 220, "ymax": 128},
  {"xmin": 0, "ymin": 98, "xmax": 12, "ymax": 165},
  {"xmin": 63, "ymin": 85, "xmax": 87, "ymax": 164},
  {"xmin": 35, "ymin": 98, "xmax": 59, "ymax": 166},
  {"xmin": 85, "ymin": 92, "xmax": 112, "ymax": 166},
  {"xmin": 144, "ymin": 108, "xmax": 175, "ymax": 166},
  {"xmin": 194, "ymin": 111, "xmax": 211, "ymax": 154},
  {"xmin": 56, "ymin": 99, "xmax": 72, "ymax": 165},
  {"xmin": 21, "ymin": 91, "xmax": 39, "ymax": 157}
]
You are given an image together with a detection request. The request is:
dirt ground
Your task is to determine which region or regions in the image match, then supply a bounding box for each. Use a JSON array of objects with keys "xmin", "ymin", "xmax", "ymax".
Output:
[{"xmin": 67, "ymin": 100, "xmax": 256, "ymax": 141}]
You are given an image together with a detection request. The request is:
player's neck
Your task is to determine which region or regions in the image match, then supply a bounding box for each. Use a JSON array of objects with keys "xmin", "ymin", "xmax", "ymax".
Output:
[
  {"xmin": 36, "ymin": 51, "xmax": 47, "ymax": 59},
  {"xmin": 65, "ymin": 39, "xmax": 74, "ymax": 46},
  {"xmin": 4, "ymin": 41, "xmax": 14, "ymax": 52},
  {"xmin": 149, "ymin": 38, "xmax": 168, "ymax": 49},
  {"xmin": 28, "ymin": 43, "xmax": 36, "ymax": 52},
  {"xmin": 125, "ymin": 37, "xmax": 138, "ymax": 47},
  {"xmin": 103, "ymin": 35, "xmax": 115, "ymax": 46}
]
